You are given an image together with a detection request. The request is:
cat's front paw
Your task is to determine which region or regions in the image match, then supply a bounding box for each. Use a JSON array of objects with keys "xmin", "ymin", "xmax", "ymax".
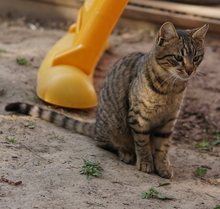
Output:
[
  {"xmin": 157, "ymin": 166, "xmax": 173, "ymax": 179},
  {"xmin": 136, "ymin": 161, "xmax": 154, "ymax": 173}
]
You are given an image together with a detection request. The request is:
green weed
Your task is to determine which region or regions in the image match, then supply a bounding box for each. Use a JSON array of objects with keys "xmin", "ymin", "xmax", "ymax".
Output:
[
  {"xmin": 6, "ymin": 137, "xmax": 16, "ymax": 143},
  {"xmin": 193, "ymin": 167, "xmax": 207, "ymax": 176},
  {"xmin": 212, "ymin": 132, "xmax": 220, "ymax": 146},
  {"xmin": 32, "ymin": 96, "xmax": 39, "ymax": 102},
  {"xmin": 21, "ymin": 121, "xmax": 37, "ymax": 129},
  {"xmin": 212, "ymin": 138, "xmax": 220, "ymax": 146},
  {"xmin": 196, "ymin": 139, "xmax": 211, "ymax": 151},
  {"xmin": 0, "ymin": 49, "xmax": 6, "ymax": 53},
  {"xmin": 28, "ymin": 122, "xmax": 36, "ymax": 127},
  {"xmin": 47, "ymin": 132, "xmax": 59, "ymax": 141},
  {"xmin": 158, "ymin": 182, "xmax": 170, "ymax": 187},
  {"xmin": 196, "ymin": 133, "xmax": 220, "ymax": 152},
  {"xmin": 213, "ymin": 206, "xmax": 220, "ymax": 209},
  {"xmin": 16, "ymin": 58, "xmax": 29, "ymax": 65},
  {"xmin": 81, "ymin": 159, "xmax": 102, "ymax": 180},
  {"xmin": 141, "ymin": 187, "xmax": 167, "ymax": 200}
]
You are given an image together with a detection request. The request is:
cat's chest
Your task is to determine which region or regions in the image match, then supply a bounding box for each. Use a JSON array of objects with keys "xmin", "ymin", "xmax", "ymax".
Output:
[
  {"xmin": 147, "ymin": 94, "xmax": 180, "ymax": 109},
  {"xmin": 135, "ymin": 98, "xmax": 179, "ymax": 129},
  {"xmin": 131, "ymin": 90, "xmax": 183, "ymax": 127},
  {"xmin": 144, "ymin": 92, "xmax": 182, "ymax": 116}
]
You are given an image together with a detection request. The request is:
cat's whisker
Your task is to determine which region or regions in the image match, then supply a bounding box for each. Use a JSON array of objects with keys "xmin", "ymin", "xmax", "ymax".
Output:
[
  {"xmin": 173, "ymin": 76, "xmax": 179, "ymax": 89},
  {"xmin": 196, "ymin": 72, "xmax": 210, "ymax": 82},
  {"xmin": 196, "ymin": 72, "xmax": 206, "ymax": 77},
  {"xmin": 194, "ymin": 74, "xmax": 205, "ymax": 84},
  {"xmin": 159, "ymin": 74, "xmax": 175, "ymax": 87},
  {"xmin": 170, "ymin": 76, "xmax": 176, "ymax": 88},
  {"xmin": 166, "ymin": 75, "xmax": 176, "ymax": 89},
  {"xmin": 167, "ymin": 75, "xmax": 176, "ymax": 91}
]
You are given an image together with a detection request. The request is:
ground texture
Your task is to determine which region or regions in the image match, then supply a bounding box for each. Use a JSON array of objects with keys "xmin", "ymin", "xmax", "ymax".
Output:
[{"xmin": 0, "ymin": 17, "xmax": 220, "ymax": 209}]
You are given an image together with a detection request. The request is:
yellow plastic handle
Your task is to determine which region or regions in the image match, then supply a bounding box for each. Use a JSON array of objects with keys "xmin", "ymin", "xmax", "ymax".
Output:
[
  {"xmin": 37, "ymin": 0, "xmax": 129, "ymax": 108},
  {"xmin": 52, "ymin": 0, "xmax": 129, "ymax": 75}
]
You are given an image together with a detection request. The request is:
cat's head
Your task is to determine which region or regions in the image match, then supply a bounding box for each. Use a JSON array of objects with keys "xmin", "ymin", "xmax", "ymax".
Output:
[{"xmin": 154, "ymin": 22, "xmax": 209, "ymax": 80}]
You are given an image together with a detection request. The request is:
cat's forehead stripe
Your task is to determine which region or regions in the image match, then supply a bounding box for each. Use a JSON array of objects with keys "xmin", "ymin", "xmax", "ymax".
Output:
[{"xmin": 181, "ymin": 41, "xmax": 196, "ymax": 57}]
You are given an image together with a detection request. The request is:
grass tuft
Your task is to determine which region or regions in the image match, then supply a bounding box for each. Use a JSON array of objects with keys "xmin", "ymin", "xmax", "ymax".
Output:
[
  {"xmin": 16, "ymin": 58, "xmax": 29, "ymax": 65},
  {"xmin": 81, "ymin": 159, "xmax": 102, "ymax": 180},
  {"xmin": 142, "ymin": 187, "xmax": 167, "ymax": 200},
  {"xmin": 193, "ymin": 167, "xmax": 207, "ymax": 177},
  {"xmin": 6, "ymin": 137, "xmax": 16, "ymax": 143}
]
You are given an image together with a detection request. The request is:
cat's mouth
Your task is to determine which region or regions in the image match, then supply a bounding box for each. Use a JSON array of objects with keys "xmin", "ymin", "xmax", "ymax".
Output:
[
  {"xmin": 177, "ymin": 74, "xmax": 192, "ymax": 81},
  {"xmin": 176, "ymin": 68, "xmax": 195, "ymax": 80}
]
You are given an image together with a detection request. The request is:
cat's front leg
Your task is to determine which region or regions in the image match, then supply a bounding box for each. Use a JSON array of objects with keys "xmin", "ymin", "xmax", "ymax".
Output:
[
  {"xmin": 152, "ymin": 119, "xmax": 176, "ymax": 179},
  {"xmin": 129, "ymin": 122, "xmax": 154, "ymax": 173},
  {"xmin": 134, "ymin": 134, "xmax": 154, "ymax": 173}
]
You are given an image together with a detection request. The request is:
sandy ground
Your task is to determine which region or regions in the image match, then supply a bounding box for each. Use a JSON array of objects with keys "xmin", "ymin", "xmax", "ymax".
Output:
[{"xmin": 0, "ymin": 17, "xmax": 220, "ymax": 209}]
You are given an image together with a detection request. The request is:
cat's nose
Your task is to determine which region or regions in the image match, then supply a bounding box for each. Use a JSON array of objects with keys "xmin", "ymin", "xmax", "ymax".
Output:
[{"xmin": 186, "ymin": 68, "xmax": 193, "ymax": 75}]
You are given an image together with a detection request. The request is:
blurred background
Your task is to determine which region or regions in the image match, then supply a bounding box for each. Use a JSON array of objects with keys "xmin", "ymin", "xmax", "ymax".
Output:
[
  {"xmin": 0, "ymin": 1, "xmax": 220, "ymax": 208},
  {"xmin": 0, "ymin": 0, "xmax": 220, "ymax": 33}
]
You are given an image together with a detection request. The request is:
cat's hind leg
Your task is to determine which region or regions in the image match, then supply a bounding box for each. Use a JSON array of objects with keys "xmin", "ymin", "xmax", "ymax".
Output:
[
  {"xmin": 118, "ymin": 147, "xmax": 136, "ymax": 164},
  {"xmin": 114, "ymin": 133, "xmax": 136, "ymax": 164},
  {"xmin": 94, "ymin": 135, "xmax": 118, "ymax": 154},
  {"xmin": 94, "ymin": 133, "xmax": 136, "ymax": 164}
]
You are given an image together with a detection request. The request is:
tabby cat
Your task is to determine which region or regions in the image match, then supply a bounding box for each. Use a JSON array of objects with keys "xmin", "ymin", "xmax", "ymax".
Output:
[{"xmin": 5, "ymin": 22, "xmax": 209, "ymax": 178}]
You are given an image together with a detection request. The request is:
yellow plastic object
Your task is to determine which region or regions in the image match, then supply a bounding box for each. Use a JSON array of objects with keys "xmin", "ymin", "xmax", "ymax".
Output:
[{"xmin": 37, "ymin": 0, "xmax": 129, "ymax": 108}]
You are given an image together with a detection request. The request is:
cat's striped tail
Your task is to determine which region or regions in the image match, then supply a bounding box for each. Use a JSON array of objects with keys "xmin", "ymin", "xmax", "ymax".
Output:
[{"xmin": 5, "ymin": 102, "xmax": 95, "ymax": 137}]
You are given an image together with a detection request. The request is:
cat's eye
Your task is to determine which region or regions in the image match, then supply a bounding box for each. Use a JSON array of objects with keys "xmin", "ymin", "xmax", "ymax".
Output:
[
  {"xmin": 174, "ymin": 55, "xmax": 183, "ymax": 62},
  {"xmin": 193, "ymin": 56, "xmax": 200, "ymax": 62}
]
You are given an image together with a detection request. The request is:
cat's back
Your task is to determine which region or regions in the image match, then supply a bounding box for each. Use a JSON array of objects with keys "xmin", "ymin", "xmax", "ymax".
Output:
[
  {"xmin": 96, "ymin": 52, "xmax": 146, "ymax": 129},
  {"xmin": 99, "ymin": 52, "xmax": 145, "ymax": 107}
]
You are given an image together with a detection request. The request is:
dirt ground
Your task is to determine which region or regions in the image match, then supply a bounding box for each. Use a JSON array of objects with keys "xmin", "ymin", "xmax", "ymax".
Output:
[{"xmin": 0, "ymin": 17, "xmax": 220, "ymax": 209}]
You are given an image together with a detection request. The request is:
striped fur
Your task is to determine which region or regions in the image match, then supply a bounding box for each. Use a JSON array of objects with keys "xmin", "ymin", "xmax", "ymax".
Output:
[
  {"xmin": 5, "ymin": 102, "xmax": 95, "ymax": 137},
  {"xmin": 5, "ymin": 22, "xmax": 208, "ymax": 178}
]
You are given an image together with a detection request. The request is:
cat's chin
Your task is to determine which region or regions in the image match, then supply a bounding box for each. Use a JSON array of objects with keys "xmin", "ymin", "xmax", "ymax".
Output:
[
  {"xmin": 179, "ymin": 77, "xmax": 190, "ymax": 81},
  {"xmin": 177, "ymin": 75, "xmax": 191, "ymax": 81}
]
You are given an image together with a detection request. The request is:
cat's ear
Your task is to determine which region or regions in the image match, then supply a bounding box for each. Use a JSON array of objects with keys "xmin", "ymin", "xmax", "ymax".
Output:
[
  {"xmin": 157, "ymin": 22, "xmax": 178, "ymax": 46},
  {"xmin": 188, "ymin": 24, "xmax": 209, "ymax": 45}
]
